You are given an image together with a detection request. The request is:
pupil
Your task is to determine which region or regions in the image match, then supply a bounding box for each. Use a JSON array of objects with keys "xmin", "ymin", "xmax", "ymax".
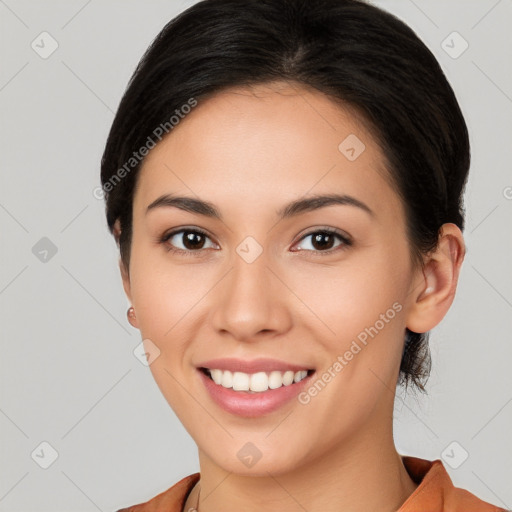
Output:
[
  {"xmin": 312, "ymin": 232, "xmax": 334, "ymax": 250},
  {"xmin": 184, "ymin": 232, "xmax": 204, "ymax": 250}
]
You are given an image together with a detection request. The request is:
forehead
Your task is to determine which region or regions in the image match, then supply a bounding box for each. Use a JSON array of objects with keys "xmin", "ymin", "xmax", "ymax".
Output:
[{"xmin": 133, "ymin": 82, "xmax": 401, "ymax": 221}]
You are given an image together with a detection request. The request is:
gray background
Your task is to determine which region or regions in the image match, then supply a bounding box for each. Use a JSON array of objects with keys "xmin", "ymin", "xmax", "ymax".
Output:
[{"xmin": 1, "ymin": 0, "xmax": 511, "ymax": 510}]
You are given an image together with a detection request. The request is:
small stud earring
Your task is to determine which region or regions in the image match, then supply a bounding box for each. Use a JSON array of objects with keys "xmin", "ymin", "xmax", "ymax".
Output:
[{"xmin": 127, "ymin": 306, "xmax": 136, "ymax": 320}]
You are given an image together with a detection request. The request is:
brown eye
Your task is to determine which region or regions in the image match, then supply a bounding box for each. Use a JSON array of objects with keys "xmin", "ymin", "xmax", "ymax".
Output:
[
  {"xmin": 181, "ymin": 231, "xmax": 206, "ymax": 250},
  {"xmin": 293, "ymin": 229, "xmax": 352, "ymax": 254},
  {"xmin": 310, "ymin": 232, "xmax": 336, "ymax": 250},
  {"xmin": 161, "ymin": 228, "xmax": 218, "ymax": 254}
]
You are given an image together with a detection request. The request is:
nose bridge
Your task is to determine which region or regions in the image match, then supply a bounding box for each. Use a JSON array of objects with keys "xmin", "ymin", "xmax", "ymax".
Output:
[{"xmin": 211, "ymin": 243, "xmax": 291, "ymax": 340}]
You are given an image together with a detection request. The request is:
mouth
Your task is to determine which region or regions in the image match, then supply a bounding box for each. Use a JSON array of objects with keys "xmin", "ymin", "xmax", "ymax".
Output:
[
  {"xmin": 195, "ymin": 357, "xmax": 316, "ymax": 417},
  {"xmin": 199, "ymin": 367, "xmax": 315, "ymax": 394}
]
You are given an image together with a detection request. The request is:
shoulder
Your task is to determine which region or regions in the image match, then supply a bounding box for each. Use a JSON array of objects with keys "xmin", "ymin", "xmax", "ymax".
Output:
[
  {"xmin": 400, "ymin": 456, "xmax": 506, "ymax": 512},
  {"xmin": 115, "ymin": 473, "xmax": 200, "ymax": 512}
]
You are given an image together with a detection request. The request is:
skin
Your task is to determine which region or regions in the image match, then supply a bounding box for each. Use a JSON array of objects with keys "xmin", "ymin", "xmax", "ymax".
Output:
[{"xmin": 116, "ymin": 81, "xmax": 465, "ymax": 512}]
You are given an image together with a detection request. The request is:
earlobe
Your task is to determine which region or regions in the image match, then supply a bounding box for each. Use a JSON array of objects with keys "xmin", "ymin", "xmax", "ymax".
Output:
[
  {"xmin": 406, "ymin": 223, "xmax": 465, "ymax": 333},
  {"xmin": 120, "ymin": 261, "xmax": 138, "ymax": 328},
  {"xmin": 127, "ymin": 306, "xmax": 138, "ymax": 328},
  {"xmin": 113, "ymin": 219, "xmax": 137, "ymax": 327},
  {"xmin": 113, "ymin": 218, "xmax": 122, "ymax": 247}
]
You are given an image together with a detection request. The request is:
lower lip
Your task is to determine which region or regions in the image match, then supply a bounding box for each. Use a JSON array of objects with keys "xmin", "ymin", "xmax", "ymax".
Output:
[{"xmin": 198, "ymin": 369, "xmax": 314, "ymax": 418}]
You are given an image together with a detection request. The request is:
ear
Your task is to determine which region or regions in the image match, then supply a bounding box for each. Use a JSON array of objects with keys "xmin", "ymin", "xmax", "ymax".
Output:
[
  {"xmin": 113, "ymin": 219, "xmax": 138, "ymax": 328},
  {"xmin": 406, "ymin": 223, "xmax": 466, "ymax": 333}
]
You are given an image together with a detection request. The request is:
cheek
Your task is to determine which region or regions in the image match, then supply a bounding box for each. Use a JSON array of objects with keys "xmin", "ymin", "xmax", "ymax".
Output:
[
  {"xmin": 284, "ymin": 246, "xmax": 411, "ymax": 410},
  {"xmin": 129, "ymin": 235, "xmax": 210, "ymax": 327},
  {"xmin": 285, "ymin": 247, "xmax": 410, "ymax": 345}
]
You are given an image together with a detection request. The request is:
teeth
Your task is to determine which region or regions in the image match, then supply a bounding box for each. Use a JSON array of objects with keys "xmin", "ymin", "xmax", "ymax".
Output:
[
  {"xmin": 250, "ymin": 371, "xmax": 269, "ymax": 392},
  {"xmin": 232, "ymin": 372, "xmax": 250, "ymax": 391},
  {"xmin": 210, "ymin": 368, "xmax": 223, "ymax": 385},
  {"xmin": 282, "ymin": 370, "xmax": 295, "ymax": 386},
  {"xmin": 206, "ymin": 368, "xmax": 309, "ymax": 392},
  {"xmin": 221, "ymin": 370, "xmax": 233, "ymax": 388},
  {"xmin": 294, "ymin": 370, "xmax": 307, "ymax": 383},
  {"xmin": 268, "ymin": 371, "xmax": 284, "ymax": 389}
]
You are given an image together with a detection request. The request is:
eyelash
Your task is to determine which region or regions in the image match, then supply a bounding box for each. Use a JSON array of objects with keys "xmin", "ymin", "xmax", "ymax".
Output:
[
  {"xmin": 159, "ymin": 227, "xmax": 353, "ymax": 257},
  {"xmin": 293, "ymin": 227, "xmax": 353, "ymax": 256},
  {"xmin": 159, "ymin": 227, "xmax": 216, "ymax": 258}
]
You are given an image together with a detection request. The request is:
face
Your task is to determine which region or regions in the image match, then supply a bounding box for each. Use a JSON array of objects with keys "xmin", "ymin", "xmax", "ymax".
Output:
[{"xmin": 122, "ymin": 82, "xmax": 424, "ymax": 476}]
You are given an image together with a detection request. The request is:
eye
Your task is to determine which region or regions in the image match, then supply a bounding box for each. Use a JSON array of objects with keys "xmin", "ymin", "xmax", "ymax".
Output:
[
  {"xmin": 160, "ymin": 228, "xmax": 219, "ymax": 255},
  {"xmin": 292, "ymin": 228, "xmax": 352, "ymax": 254}
]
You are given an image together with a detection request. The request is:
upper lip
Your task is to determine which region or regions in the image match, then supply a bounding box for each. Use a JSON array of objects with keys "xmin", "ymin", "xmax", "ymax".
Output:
[{"xmin": 197, "ymin": 358, "xmax": 314, "ymax": 374}]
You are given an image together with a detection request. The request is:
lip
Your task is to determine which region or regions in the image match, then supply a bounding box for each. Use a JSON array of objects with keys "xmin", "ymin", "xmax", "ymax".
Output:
[
  {"xmin": 196, "ymin": 357, "xmax": 313, "ymax": 374},
  {"xmin": 196, "ymin": 359, "xmax": 315, "ymax": 418}
]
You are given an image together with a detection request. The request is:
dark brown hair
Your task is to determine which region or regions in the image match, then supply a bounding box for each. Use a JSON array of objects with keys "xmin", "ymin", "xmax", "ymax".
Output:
[{"xmin": 100, "ymin": 0, "xmax": 470, "ymax": 392}]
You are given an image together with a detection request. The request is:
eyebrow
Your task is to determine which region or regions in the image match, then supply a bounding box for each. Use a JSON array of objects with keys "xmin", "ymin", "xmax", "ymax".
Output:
[{"xmin": 145, "ymin": 193, "xmax": 374, "ymax": 220}]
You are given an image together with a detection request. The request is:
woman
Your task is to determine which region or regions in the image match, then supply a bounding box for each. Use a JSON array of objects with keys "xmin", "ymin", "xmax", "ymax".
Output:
[{"xmin": 100, "ymin": 0, "xmax": 505, "ymax": 510}]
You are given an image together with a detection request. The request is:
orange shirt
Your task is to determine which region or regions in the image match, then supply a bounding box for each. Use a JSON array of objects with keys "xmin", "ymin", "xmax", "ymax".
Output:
[{"xmin": 116, "ymin": 456, "xmax": 506, "ymax": 511}]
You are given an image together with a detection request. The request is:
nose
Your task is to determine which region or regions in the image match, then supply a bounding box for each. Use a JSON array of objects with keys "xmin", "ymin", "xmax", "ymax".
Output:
[{"xmin": 211, "ymin": 250, "xmax": 293, "ymax": 342}]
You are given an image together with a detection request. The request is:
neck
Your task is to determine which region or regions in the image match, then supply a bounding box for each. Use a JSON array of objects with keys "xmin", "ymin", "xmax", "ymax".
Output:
[{"xmin": 185, "ymin": 418, "xmax": 418, "ymax": 512}]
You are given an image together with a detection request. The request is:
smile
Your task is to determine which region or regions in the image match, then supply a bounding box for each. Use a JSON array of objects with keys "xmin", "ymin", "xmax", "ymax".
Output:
[
  {"xmin": 196, "ymin": 358, "xmax": 316, "ymax": 417},
  {"xmin": 201, "ymin": 368, "xmax": 311, "ymax": 393}
]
